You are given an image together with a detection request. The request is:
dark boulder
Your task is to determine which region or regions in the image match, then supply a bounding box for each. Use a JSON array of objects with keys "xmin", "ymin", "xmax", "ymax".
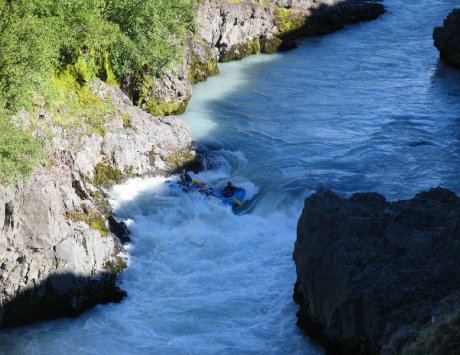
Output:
[
  {"xmin": 293, "ymin": 188, "xmax": 460, "ymax": 354},
  {"xmin": 434, "ymin": 9, "xmax": 460, "ymax": 68}
]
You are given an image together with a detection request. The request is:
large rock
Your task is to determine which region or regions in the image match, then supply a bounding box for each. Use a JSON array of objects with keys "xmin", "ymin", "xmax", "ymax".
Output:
[
  {"xmin": 197, "ymin": 0, "xmax": 384, "ymax": 62},
  {"xmin": 0, "ymin": 168, "xmax": 125, "ymax": 328},
  {"xmin": 0, "ymin": 80, "xmax": 193, "ymax": 329},
  {"xmin": 141, "ymin": 0, "xmax": 385, "ymax": 116},
  {"xmin": 434, "ymin": 9, "xmax": 460, "ymax": 68},
  {"xmin": 293, "ymin": 188, "xmax": 460, "ymax": 354}
]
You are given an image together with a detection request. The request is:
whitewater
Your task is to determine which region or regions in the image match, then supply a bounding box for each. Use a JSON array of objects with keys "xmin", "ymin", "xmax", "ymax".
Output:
[{"xmin": 1, "ymin": 0, "xmax": 460, "ymax": 353}]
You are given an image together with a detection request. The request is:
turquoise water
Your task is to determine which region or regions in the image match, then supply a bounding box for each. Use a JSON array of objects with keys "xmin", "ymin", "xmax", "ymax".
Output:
[{"xmin": 1, "ymin": 1, "xmax": 460, "ymax": 354}]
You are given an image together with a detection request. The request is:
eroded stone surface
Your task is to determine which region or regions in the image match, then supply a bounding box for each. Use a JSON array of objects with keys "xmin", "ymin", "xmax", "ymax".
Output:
[{"xmin": 294, "ymin": 188, "xmax": 460, "ymax": 354}]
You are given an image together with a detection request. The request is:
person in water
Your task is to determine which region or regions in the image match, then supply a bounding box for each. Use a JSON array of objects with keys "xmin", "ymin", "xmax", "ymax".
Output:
[
  {"xmin": 222, "ymin": 181, "xmax": 235, "ymax": 197},
  {"xmin": 180, "ymin": 169, "xmax": 192, "ymax": 185}
]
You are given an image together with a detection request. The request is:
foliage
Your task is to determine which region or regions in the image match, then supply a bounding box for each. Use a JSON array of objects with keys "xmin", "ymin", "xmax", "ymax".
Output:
[
  {"xmin": 0, "ymin": 0, "xmax": 196, "ymax": 184},
  {"xmin": 105, "ymin": 0, "xmax": 196, "ymax": 78},
  {"xmin": 0, "ymin": 113, "xmax": 47, "ymax": 184},
  {"xmin": 93, "ymin": 163, "xmax": 122, "ymax": 186},
  {"xmin": 402, "ymin": 310, "xmax": 460, "ymax": 355}
]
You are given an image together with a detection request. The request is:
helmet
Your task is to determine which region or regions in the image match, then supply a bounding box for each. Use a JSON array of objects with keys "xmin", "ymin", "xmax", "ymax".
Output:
[{"xmin": 227, "ymin": 181, "xmax": 232, "ymax": 186}]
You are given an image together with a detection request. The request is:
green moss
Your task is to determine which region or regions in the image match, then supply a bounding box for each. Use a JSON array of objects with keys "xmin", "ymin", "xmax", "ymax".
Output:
[
  {"xmin": 188, "ymin": 55, "xmax": 219, "ymax": 84},
  {"xmin": 43, "ymin": 66, "xmax": 116, "ymax": 136},
  {"xmin": 67, "ymin": 210, "xmax": 109, "ymax": 237},
  {"xmin": 92, "ymin": 191, "xmax": 111, "ymax": 211},
  {"xmin": 260, "ymin": 36, "xmax": 284, "ymax": 54},
  {"xmin": 222, "ymin": 38, "xmax": 262, "ymax": 62},
  {"xmin": 145, "ymin": 98, "xmax": 188, "ymax": 117},
  {"xmin": 273, "ymin": 7, "xmax": 307, "ymax": 35},
  {"xmin": 121, "ymin": 114, "xmax": 133, "ymax": 129},
  {"xmin": 93, "ymin": 163, "xmax": 122, "ymax": 186},
  {"xmin": 95, "ymin": 50, "xmax": 118, "ymax": 86},
  {"xmin": 402, "ymin": 310, "xmax": 460, "ymax": 355},
  {"xmin": 166, "ymin": 148, "xmax": 196, "ymax": 169},
  {"xmin": 104, "ymin": 256, "xmax": 127, "ymax": 274}
]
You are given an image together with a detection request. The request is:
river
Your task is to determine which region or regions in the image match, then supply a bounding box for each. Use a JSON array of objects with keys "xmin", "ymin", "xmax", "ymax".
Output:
[{"xmin": 1, "ymin": 0, "xmax": 460, "ymax": 353}]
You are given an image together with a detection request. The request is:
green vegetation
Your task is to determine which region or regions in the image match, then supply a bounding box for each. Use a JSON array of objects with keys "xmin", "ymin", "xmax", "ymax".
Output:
[
  {"xmin": 0, "ymin": 114, "xmax": 47, "ymax": 184},
  {"xmin": 145, "ymin": 97, "xmax": 189, "ymax": 117},
  {"xmin": 166, "ymin": 148, "xmax": 196, "ymax": 169},
  {"xmin": 93, "ymin": 163, "xmax": 122, "ymax": 186},
  {"xmin": 104, "ymin": 256, "xmax": 127, "ymax": 274},
  {"xmin": 273, "ymin": 7, "xmax": 307, "ymax": 35},
  {"xmin": 402, "ymin": 310, "xmax": 460, "ymax": 355},
  {"xmin": 0, "ymin": 0, "xmax": 197, "ymax": 184},
  {"xmin": 67, "ymin": 209, "xmax": 110, "ymax": 237}
]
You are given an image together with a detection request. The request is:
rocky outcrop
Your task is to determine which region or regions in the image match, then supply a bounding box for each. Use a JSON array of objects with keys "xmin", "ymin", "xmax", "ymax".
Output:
[
  {"xmin": 293, "ymin": 188, "xmax": 460, "ymax": 354},
  {"xmin": 197, "ymin": 0, "xmax": 384, "ymax": 62},
  {"xmin": 434, "ymin": 9, "xmax": 460, "ymax": 69},
  {"xmin": 0, "ymin": 81, "xmax": 193, "ymax": 328},
  {"xmin": 140, "ymin": 0, "xmax": 385, "ymax": 116},
  {"xmin": 0, "ymin": 168, "xmax": 125, "ymax": 328}
]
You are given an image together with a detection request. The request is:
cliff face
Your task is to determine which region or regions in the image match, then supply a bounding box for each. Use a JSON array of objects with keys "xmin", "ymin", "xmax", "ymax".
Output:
[
  {"xmin": 145, "ymin": 0, "xmax": 384, "ymax": 116},
  {"xmin": 293, "ymin": 188, "xmax": 460, "ymax": 354},
  {"xmin": 434, "ymin": 8, "xmax": 460, "ymax": 69},
  {"xmin": 0, "ymin": 82, "xmax": 191, "ymax": 328}
]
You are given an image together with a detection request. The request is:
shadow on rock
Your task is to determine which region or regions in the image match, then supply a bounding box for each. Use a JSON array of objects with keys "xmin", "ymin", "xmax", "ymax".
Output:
[
  {"xmin": 293, "ymin": 187, "xmax": 460, "ymax": 354},
  {"xmin": 282, "ymin": 0, "xmax": 385, "ymax": 42},
  {"xmin": 0, "ymin": 271, "xmax": 126, "ymax": 330}
]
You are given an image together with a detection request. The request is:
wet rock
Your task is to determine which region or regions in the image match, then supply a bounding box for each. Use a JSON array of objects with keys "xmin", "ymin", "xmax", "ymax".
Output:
[
  {"xmin": 434, "ymin": 8, "xmax": 460, "ymax": 69},
  {"xmin": 293, "ymin": 188, "xmax": 460, "ymax": 354},
  {"xmin": 108, "ymin": 216, "xmax": 131, "ymax": 244}
]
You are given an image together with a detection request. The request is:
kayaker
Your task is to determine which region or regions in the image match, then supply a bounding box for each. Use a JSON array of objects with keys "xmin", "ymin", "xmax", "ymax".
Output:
[
  {"xmin": 180, "ymin": 169, "xmax": 192, "ymax": 185},
  {"xmin": 222, "ymin": 181, "xmax": 235, "ymax": 197}
]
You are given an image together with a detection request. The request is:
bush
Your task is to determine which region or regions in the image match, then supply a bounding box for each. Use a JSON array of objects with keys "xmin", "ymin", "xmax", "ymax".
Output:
[
  {"xmin": 0, "ymin": 0, "xmax": 196, "ymax": 184},
  {"xmin": 0, "ymin": 113, "xmax": 47, "ymax": 185}
]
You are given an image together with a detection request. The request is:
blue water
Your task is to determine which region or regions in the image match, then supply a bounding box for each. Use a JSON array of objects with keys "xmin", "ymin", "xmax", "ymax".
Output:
[{"xmin": 1, "ymin": 0, "xmax": 460, "ymax": 354}]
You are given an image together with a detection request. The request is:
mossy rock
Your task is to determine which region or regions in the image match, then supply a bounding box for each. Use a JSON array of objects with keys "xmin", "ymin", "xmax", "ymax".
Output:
[
  {"xmin": 93, "ymin": 163, "xmax": 122, "ymax": 186},
  {"xmin": 222, "ymin": 38, "xmax": 262, "ymax": 62},
  {"xmin": 104, "ymin": 256, "xmax": 127, "ymax": 274},
  {"xmin": 260, "ymin": 36, "xmax": 284, "ymax": 54},
  {"xmin": 166, "ymin": 148, "xmax": 196, "ymax": 170},
  {"xmin": 188, "ymin": 56, "xmax": 219, "ymax": 84},
  {"xmin": 273, "ymin": 7, "xmax": 307, "ymax": 36},
  {"xmin": 145, "ymin": 98, "xmax": 188, "ymax": 116},
  {"xmin": 67, "ymin": 210, "xmax": 110, "ymax": 237}
]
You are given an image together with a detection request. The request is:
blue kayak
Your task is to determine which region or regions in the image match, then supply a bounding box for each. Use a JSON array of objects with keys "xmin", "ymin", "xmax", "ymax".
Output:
[
  {"xmin": 210, "ymin": 187, "xmax": 246, "ymax": 206},
  {"xmin": 168, "ymin": 180, "xmax": 246, "ymax": 207}
]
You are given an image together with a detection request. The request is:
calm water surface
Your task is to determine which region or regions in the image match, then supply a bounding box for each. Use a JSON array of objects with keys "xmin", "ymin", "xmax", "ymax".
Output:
[{"xmin": 1, "ymin": 0, "xmax": 460, "ymax": 353}]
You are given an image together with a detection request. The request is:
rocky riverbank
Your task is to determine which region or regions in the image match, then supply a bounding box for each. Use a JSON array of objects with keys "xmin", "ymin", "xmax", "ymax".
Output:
[
  {"xmin": 0, "ymin": 0, "xmax": 385, "ymax": 329},
  {"xmin": 434, "ymin": 8, "xmax": 460, "ymax": 69},
  {"xmin": 293, "ymin": 188, "xmax": 460, "ymax": 354},
  {"xmin": 0, "ymin": 82, "xmax": 192, "ymax": 329},
  {"xmin": 145, "ymin": 0, "xmax": 385, "ymax": 116}
]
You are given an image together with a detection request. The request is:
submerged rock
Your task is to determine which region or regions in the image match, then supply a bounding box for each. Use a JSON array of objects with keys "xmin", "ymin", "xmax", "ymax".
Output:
[
  {"xmin": 293, "ymin": 188, "xmax": 460, "ymax": 354},
  {"xmin": 434, "ymin": 9, "xmax": 460, "ymax": 68}
]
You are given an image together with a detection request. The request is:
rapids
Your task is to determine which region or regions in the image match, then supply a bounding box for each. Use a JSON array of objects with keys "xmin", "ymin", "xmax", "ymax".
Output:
[{"xmin": 1, "ymin": 0, "xmax": 460, "ymax": 354}]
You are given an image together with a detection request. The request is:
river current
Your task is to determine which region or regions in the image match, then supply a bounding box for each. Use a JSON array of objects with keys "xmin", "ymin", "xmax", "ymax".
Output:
[{"xmin": 1, "ymin": 0, "xmax": 460, "ymax": 354}]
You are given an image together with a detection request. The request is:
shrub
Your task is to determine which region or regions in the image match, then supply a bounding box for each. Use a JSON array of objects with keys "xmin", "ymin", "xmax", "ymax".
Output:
[{"xmin": 0, "ymin": 0, "xmax": 197, "ymax": 184}]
